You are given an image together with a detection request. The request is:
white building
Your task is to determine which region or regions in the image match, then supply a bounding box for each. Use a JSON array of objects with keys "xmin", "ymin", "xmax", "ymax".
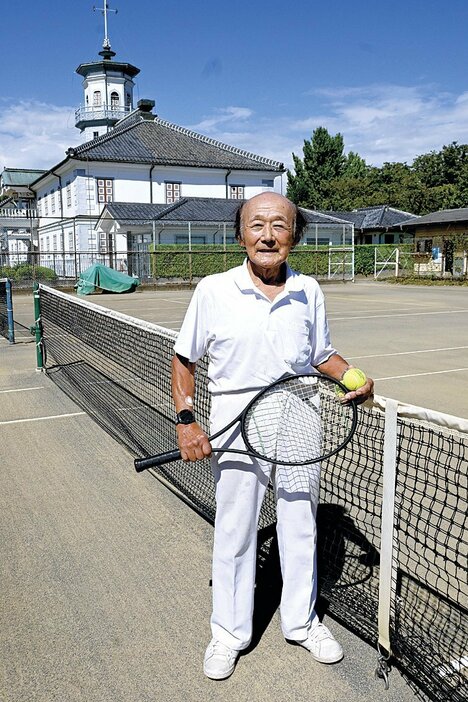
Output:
[
  {"xmin": 21, "ymin": 6, "xmax": 353, "ymax": 280},
  {"xmin": 30, "ymin": 96, "xmax": 285, "ymax": 275},
  {"xmin": 0, "ymin": 169, "xmax": 44, "ymax": 267}
]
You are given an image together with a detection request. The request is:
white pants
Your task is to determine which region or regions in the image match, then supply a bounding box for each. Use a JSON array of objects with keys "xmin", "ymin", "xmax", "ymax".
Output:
[{"xmin": 209, "ymin": 391, "xmax": 321, "ymax": 651}]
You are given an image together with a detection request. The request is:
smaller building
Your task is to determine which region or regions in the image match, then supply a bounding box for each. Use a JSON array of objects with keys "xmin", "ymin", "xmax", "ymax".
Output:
[
  {"xmin": 97, "ymin": 197, "xmax": 354, "ymax": 281},
  {"xmin": 320, "ymin": 205, "xmax": 417, "ymax": 244},
  {"xmin": 390, "ymin": 208, "xmax": 468, "ymax": 276},
  {"xmin": 0, "ymin": 168, "xmax": 44, "ymax": 266}
]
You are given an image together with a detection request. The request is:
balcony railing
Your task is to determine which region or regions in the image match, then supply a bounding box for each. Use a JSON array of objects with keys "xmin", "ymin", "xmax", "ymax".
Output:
[
  {"xmin": 0, "ymin": 209, "xmax": 38, "ymax": 219},
  {"xmin": 75, "ymin": 105, "xmax": 131, "ymax": 126}
]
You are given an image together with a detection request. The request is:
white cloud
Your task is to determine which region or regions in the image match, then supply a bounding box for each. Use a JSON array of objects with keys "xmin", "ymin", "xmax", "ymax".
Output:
[
  {"xmin": 3, "ymin": 85, "xmax": 468, "ymax": 176},
  {"xmin": 189, "ymin": 106, "xmax": 254, "ymax": 133},
  {"xmin": 186, "ymin": 85, "xmax": 468, "ymax": 170},
  {"xmin": 0, "ymin": 100, "xmax": 78, "ymax": 170},
  {"xmin": 296, "ymin": 84, "xmax": 468, "ymax": 164}
]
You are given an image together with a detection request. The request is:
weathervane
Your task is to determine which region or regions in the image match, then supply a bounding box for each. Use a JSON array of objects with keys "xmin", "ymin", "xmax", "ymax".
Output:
[{"xmin": 93, "ymin": 1, "xmax": 118, "ymax": 51}]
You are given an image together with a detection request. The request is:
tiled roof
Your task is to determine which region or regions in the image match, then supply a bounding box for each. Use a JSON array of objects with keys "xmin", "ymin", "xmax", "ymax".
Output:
[
  {"xmin": 67, "ymin": 115, "xmax": 284, "ymax": 172},
  {"xmin": 320, "ymin": 205, "xmax": 417, "ymax": 230},
  {"xmin": 105, "ymin": 199, "xmax": 241, "ymax": 225},
  {"xmin": 103, "ymin": 198, "xmax": 351, "ymax": 227},
  {"xmin": 299, "ymin": 208, "xmax": 353, "ymax": 225},
  {"xmin": 392, "ymin": 208, "xmax": 468, "ymax": 228},
  {"xmin": 1, "ymin": 168, "xmax": 47, "ymax": 187},
  {"xmin": 104, "ymin": 202, "xmax": 170, "ymax": 226}
]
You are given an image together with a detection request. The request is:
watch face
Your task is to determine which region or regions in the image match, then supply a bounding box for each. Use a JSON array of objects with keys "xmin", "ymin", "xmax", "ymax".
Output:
[{"xmin": 177, "ymin": 409, "xmax": 195, "ymax": 424}]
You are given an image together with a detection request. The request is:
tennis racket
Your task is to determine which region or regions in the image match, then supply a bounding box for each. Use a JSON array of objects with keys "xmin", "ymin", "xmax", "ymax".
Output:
[{"xmin": 134, "ymin": 372, "xmax": 358, "ymax": 472}]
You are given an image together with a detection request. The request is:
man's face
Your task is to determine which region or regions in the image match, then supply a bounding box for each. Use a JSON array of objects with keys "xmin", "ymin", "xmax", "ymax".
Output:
[{"xmin": 239, "ymin": 193, "xmax": 296, "ymax": 270}]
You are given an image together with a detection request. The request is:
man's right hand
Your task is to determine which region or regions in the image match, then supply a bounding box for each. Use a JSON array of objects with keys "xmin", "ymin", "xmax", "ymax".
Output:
[{"xmin": 176, "ymin": 422, "xmax": 212, "ymax": 461}]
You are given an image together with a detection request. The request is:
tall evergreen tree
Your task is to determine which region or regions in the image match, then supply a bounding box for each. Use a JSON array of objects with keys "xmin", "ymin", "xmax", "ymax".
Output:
[
  {"xmin": 288, "ymin": 131, "xmax": 468, "ymax": 215},
  {"xmin": 287, "ymin": 127, "xmax": 346, "ymax": 209}
]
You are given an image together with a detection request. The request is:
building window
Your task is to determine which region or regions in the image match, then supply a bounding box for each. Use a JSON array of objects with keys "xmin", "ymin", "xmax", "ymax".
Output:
[
  {"xmin": 126, "ymin": 93, "xmax": 131, "ymax": 107},
  {"xmin": 93, "ymin": 90, "xmax": 102, "ymax": 106},
  {"xmin": 93, "ymin": 131, "xmax": 99, "ymax": 139},
  {"xmin": 37, "ymin": 199, "xmax": 42, "ymax": 216},
  {"xmin": 52, "ymin": 234, "xmax": 57, "ymax": 251},
  {"xmin": 68, "ymin": 232, "xmax": 74, "ymax": 251},
  {"xmin": 230, "ymin": 185, "xmax": 244, "ymax": 199},
  {"xmin": 66, "ymin": 181, "xmax": 72, "ymax": 208},
  {"xmin": 96, "ymin": 178, "xmax": 113, "ymax": 203},
  {"xmin": 99, "ymin": 231, "xmax": 108, "ymax": 253},
  {"xmin": 51, "ymin": 188, "xmax": 55, "ymax": 214},
  {"xmin": 110, "ymin": 92, "xmax": 119, "ymax": 108},
  {"xmin": 417, "ymin": 238, "xmax": 432, "ymax": 254},
  {"xmin": 46, "ymin": 236, "xmax": 50, "ymax": 251},
  {"xmin": 44, "ymin": 193, "xmax": 49, "ymax": 216},
  {"xmin": 165, "ymin": 182, "xmax": 181, "ymax": 204},
  {"xmin": 262, "ymin": 179, "xmax": 274, "ymax": 188}
]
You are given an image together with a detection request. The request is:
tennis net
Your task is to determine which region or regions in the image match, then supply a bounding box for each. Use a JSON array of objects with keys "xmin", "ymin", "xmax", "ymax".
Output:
[{"xmin": 37, "ymin": 284, "xmax": 467, "ymax": 702}]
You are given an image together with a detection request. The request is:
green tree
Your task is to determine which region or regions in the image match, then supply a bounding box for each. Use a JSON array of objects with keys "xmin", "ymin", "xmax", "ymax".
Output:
[
  {"xmin": 287, "ymin": 127, "xmax": 346, "ymax": 209},
  {"xmin": 343, "ymin": 151, "xmax": 368, "ymax": 179},
  {"xmin": 288, "ymin": 131, "xmax": 468, "ymax": 215}
]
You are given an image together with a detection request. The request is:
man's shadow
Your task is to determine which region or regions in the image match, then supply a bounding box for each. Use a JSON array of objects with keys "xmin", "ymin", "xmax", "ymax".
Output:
[{"xmin": 244, "ymin": 503, "xmax": 380, "ymax": 653}]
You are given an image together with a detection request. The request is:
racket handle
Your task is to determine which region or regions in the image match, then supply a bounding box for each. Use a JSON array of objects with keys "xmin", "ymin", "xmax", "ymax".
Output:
[{"xmin": 134, "ymin": 450, "xmax": 182, "ymax": 472}]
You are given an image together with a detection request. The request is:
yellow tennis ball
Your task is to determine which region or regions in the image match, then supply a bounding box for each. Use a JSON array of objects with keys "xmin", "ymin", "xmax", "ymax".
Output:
[{"xmin": 342, "ymin": 368, "xmax": 367, "ymax": 391}]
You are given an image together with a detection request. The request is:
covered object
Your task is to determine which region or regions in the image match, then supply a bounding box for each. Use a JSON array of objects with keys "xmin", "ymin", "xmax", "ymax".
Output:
[{"xmin": 76, "ymin": 263, "xmax": 140, "ymax": 295}]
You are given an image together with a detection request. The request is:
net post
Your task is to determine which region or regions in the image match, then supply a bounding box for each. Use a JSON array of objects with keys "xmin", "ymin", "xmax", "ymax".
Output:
[
  {"xmin": 376, "ymin": 397, "xmax": 398, "ymax": 682},
  {"xmin": 5, "ymin": 278, "xmax": 15, "ymax": 344},
  {"xmin": 33, "ymin": 283, "xmax": 43, "ymax": 371}
]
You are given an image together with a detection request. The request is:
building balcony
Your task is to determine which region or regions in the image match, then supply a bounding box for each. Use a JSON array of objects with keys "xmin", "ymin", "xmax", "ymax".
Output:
[
  {"xmin": 75, "ymin": 105, "xmax": 132, "ymax": 129},
  {"xmin": 0, "ymin": 209, "xmax": 38, "ymax": 228}
]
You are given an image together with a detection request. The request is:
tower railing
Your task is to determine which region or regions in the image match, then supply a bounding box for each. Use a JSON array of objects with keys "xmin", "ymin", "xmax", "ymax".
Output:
[{"xmin": 75, "ymin": 105, "xmax": 131, "ymax": 126}]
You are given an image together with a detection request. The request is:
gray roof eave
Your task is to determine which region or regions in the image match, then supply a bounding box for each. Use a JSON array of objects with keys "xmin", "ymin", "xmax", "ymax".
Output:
[
  {"xmin": 29, "ymin": 156, "xmax": 74, "ymax": 189},
  {"xmin": 71, "ymin": 152, "xmax": 284, "ymax": 172}
]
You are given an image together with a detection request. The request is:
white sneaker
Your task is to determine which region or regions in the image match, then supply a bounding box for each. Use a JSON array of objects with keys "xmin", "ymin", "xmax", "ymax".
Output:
[
  {"xmin": 297, "ymin": 622, "xmax": 344, "ymax": 663},
  {"xmin": 203, "ymin": 638, "xmax": 239, "ymax": 680}
]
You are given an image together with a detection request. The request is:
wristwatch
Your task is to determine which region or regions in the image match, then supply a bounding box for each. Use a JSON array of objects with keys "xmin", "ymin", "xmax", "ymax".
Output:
[{"xmin": 175, "ymin": 409, "xmax": 196, "ymax": 425}]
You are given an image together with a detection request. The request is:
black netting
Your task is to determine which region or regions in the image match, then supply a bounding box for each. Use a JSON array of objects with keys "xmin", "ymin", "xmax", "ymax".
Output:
[{"xmin": 39, "ymin": 285, "xmax": 467, "ymax": 702}]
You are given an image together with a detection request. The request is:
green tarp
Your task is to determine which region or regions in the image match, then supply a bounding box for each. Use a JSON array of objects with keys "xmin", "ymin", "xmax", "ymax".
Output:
[{"xmin": 76, "ymin": 263, "xmax": 140, "ymax": 296}]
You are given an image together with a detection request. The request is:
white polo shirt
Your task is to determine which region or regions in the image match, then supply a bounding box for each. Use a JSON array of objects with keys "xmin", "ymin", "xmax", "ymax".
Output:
[{"xmin": 174, "ymin": 260, "xmax": 336, "ymax": 395}]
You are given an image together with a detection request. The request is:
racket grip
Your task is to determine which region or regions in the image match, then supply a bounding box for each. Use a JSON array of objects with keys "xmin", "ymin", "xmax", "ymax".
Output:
[{"xmin": 134, "ymin": 449, "xmax": 182, "ymax": 472}]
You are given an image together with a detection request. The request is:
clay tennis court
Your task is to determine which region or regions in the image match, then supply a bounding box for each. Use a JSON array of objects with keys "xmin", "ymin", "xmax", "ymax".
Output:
[{"xmin": 1, "ymin": 280, "xmax": 467, "ymax": 702}]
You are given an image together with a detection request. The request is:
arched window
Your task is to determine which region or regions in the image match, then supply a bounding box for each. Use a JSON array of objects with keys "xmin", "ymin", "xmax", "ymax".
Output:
[
  {"xmin": 93, "ymin": 91, "xmax": 102, "ymax": 106},
  {"xmin": 111, "ymin": 92, "xmax": 119, "ymax": 109}
]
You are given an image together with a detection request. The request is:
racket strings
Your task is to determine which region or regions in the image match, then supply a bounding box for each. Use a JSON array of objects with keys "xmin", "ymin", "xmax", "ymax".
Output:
[{"xmin": 244, "ymin": 377, "xmax": 355, "ymax": 464}]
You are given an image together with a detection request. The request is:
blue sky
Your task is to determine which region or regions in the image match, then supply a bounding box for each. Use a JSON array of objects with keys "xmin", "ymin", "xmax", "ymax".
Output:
[{"xmin": 2, "ymin": 0, "xmax": 468, "ymax": 171}]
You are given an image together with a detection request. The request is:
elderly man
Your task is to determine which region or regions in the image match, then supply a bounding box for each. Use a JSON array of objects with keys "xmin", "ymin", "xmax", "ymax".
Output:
[{"xmin": 171, "ymin": 192, "xmax": 374, "ymax": 680}]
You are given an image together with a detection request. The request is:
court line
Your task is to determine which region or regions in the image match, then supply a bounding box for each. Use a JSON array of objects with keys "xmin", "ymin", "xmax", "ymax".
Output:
[
  {"xmin": 348, "ymin": 346, "xmax": 468, "ymax": 360},
  {"xmin": 0, "ymin": 386, "xmax": 45, "ymax": 394},
  {"xmin": 329, "ymin": 309, "xmax": 468, "ymax": 321},
  {"xmin": 329, "ymin": 295, "xmax": 441, "ymax": 308},
  {"xmin": 0, "ymin": 411, "xmax": 86, "ymax": 426},
  {"xmin": 374, "ymin": 368, "xmax": 468, "ymax": 381}
]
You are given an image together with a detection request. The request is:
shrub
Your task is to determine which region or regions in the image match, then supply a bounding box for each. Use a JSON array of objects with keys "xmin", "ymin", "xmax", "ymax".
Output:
[{"xmin": 0, "ymin": 264, "xmax": 58, "ymax": 282}]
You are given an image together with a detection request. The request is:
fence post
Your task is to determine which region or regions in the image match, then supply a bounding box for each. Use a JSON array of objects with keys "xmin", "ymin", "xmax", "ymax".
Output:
[
  {"xmin": 395, "ymin": 248, "xmax": 400, "ymax": 278},
  {"xmin": 5, "ymin": 278, "xmax": 15, "ymax": 344},
  {"xmin": 33, "ymin": 283, "xmax": 43, "ymax": 371},
  {"xmin": 188, "ymin": 221, "xmax": 193, "ymax": 284},
  {"xmin": 223, "ymin": 222, "xmax": 227, "ymax": 272}
]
